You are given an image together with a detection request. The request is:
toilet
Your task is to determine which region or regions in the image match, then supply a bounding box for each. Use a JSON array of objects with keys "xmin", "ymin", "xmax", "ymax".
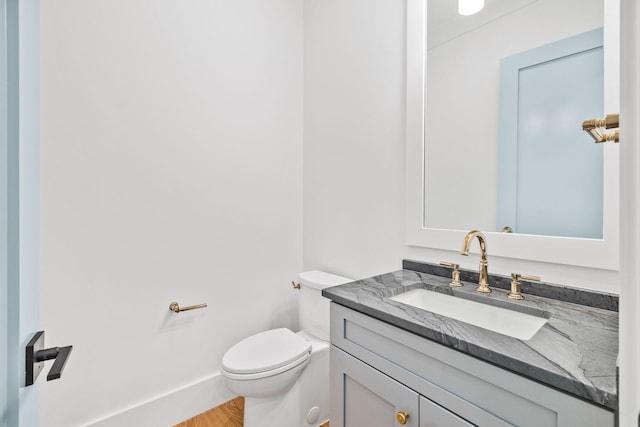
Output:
[{"xmin": 221, "ymin": 271, "xmax": 352, "ymax": 427}]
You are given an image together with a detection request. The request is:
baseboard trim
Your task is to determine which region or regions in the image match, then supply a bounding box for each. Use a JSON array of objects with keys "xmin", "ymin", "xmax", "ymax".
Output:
[{"xmin": 87, "ymin": 373, "xmax": 235, "ymax": 427}]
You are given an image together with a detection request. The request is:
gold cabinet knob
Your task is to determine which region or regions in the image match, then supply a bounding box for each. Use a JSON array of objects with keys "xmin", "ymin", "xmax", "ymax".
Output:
[{"xmin": 396, "ymin": 411, "xmax": 409, "ymax": 425}]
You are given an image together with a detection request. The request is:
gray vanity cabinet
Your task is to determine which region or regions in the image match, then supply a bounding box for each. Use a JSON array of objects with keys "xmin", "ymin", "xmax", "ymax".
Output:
[
  {"xmin": 332, "ymin": 345, "xmax": 473, "ymax": 427},
  {"xmin": 331, "ymin": 345, "xmax": 420, "ymax": 427},
  {"xmin": 329, "ymin": 303, "xmax": 614, "ymax": 427},
  {"xmin": 420, "ymin": 396, "xmax": 475, "ymax": 427}
]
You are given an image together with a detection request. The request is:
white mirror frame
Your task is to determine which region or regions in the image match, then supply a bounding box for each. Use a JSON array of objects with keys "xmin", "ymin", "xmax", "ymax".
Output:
[{"xmin": 405, "ymin": 0, "xmax": 620, "ymax": 270}]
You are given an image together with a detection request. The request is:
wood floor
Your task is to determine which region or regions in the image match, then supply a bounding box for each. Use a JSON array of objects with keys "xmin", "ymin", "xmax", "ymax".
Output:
[
  {"xmin": 175, "ymin": 397, "xmax": 244, "ymax": 427},
  {"xmin": 174, "ymin": 397, "xmax": 329, "ymax": 427}
]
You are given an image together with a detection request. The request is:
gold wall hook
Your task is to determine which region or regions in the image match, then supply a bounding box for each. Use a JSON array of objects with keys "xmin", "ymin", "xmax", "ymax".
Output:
[
  {"xmin": 169, "ymin": 301, "xmax": 207, "ymax": 313},
  {"xmin": 582, "ymin": 113, "xmax": 620, "ymax": 143},
  {"xmin": 291, "ymin": 281, "xmax": 301, "ymax": 290}
]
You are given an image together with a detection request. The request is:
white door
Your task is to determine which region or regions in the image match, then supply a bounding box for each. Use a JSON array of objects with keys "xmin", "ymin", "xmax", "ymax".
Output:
[{"xmin": 2, "ymin": 0, "xmax": 46, "ymax": 426}]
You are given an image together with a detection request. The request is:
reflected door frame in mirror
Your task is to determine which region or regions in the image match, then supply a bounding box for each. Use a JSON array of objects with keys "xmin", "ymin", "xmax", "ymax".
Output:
[{"xmin": 405, "ymin": 0, "xmax": 620, "ymax": 270}]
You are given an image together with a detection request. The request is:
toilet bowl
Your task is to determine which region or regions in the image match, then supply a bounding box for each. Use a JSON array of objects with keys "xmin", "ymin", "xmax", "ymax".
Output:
[
  {"xmin": 222, "ymin": 328, "xmax": 311, "ymax": 398},
  {"xmin": 221, "ymin": 271, "xmax": 352, "ymax": 427}
]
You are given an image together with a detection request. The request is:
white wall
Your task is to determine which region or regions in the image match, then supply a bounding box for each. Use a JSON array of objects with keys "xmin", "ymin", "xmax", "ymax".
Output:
[
  {"xmin": 40, "ymin": 1, "xmax": 303, "ymax": 426},
  {"xmin": 303, "ymin": 0, "xmax": 408, "ymax": 280}
]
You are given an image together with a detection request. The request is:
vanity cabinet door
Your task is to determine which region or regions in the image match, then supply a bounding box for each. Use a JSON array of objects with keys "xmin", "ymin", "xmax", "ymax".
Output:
[
  {"xmin": 331, "ymin": 345, "xmax": 420, "ymax": 427},
  {"xmin": 420, "ymin": 396, "xmax": 474, "ymax": 427}
]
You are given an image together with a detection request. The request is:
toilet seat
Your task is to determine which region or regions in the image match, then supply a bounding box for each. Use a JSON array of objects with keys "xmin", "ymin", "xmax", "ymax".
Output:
[
  {"xmin": 222, "ymin": 328, "xmax": 311, "ymax": 379},
  {"xmin": 222, "ymin": 352, "xmax": 310, "ymax": 381}
]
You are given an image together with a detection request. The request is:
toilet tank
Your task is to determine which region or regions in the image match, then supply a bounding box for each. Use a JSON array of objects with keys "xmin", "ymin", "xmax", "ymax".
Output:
[{"xmin": 298, "ymin": 271, "xmax": 352, "ymax": 341}]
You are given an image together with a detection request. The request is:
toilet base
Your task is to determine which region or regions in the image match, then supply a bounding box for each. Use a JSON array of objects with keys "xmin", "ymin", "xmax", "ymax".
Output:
[{"xmin": 243, "ymin": 333, "xmax": 329, "ymax": 427}]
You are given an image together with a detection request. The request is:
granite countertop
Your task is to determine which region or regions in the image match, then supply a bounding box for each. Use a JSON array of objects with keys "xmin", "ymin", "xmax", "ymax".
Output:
[{"xmin": 322, "ymin": 267, "xmax": 618, "ymax": 410}]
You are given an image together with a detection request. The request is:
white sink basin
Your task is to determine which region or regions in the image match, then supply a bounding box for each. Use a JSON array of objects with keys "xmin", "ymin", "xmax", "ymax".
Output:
[{"xmin": 390, "ymin": 289, "xmax": 547, "ymax": 340}]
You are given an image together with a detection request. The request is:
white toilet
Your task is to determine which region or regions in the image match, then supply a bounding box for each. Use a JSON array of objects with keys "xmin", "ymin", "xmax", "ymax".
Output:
[{"xmin": 221, "ymin": 271, "xmax": 352, "ymax": 427}]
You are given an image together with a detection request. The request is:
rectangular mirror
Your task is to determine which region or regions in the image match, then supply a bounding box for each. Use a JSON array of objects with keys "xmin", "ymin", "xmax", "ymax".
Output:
[{"xmin": 406, "ymin": 0, "xmax": 619, "ymax": 269}]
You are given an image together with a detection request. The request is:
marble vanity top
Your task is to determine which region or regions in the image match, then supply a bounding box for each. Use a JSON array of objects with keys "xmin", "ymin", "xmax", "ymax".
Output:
[{"xmin": 322, "ymin": 264, "xmax": 618, "ymax": 410}]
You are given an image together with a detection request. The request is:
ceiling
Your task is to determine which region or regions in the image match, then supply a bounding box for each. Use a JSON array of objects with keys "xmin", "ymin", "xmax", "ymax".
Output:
[{"xmin": 427, "ymin": 0, "xmax": 501, "ymax": 29}]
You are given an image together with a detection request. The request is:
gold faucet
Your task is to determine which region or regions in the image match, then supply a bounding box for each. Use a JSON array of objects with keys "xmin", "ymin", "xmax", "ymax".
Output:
[{"xmin": 460, "ymin": 230, "xmax": 491, "ymax": 293}]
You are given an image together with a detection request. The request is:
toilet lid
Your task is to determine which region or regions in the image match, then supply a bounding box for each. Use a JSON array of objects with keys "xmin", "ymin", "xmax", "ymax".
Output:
[{"xmin": 222, "ymin": 328, "xmax": 311, "ymax": 375}]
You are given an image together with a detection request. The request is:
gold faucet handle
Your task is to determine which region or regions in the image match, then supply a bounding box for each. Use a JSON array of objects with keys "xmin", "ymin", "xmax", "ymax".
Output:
[
  {"xmin": 440, "ymin": 262, "xmax": 463, "ymax": 287},
  {"xmin": 507, "ymin": 273, "xmax": 540, "ymax": 300}
]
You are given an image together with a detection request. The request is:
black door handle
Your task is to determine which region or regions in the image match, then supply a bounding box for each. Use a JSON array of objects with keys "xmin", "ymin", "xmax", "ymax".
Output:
[{"xmin": 26, "ymin": 331, "xmax": 73, "ymax": 386}]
